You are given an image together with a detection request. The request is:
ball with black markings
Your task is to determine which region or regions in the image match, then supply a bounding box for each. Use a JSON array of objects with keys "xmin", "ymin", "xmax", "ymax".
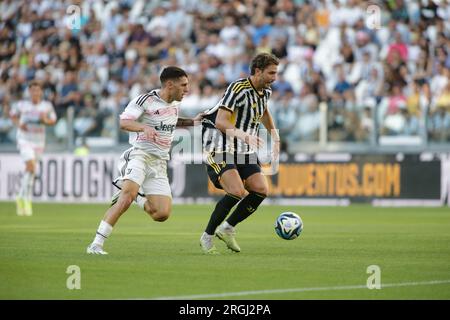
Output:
[{"xmin": 275, "ymin": 212, "xmax": 303, "ymax": 240}]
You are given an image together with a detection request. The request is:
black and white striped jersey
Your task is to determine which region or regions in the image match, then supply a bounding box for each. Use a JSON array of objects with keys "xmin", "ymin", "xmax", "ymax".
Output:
[{"xmin": 202, "ymin": 78, "xmax": 272, "ymax": 154}]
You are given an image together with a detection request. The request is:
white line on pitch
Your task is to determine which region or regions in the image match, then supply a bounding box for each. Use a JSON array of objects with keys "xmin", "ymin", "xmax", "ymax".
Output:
[{"xmin": 148, "ymin": 280, "xmax": 450, "ymax": 300}]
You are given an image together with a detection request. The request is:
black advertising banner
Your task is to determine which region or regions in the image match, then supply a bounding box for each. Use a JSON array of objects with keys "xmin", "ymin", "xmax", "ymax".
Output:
[
  {"xmin": 0, "ymin": 153, "xmax": 446, "ymax": 205},
  {"xmin": 187, "ymin": 154, "xmax": 442, "ymax": 203}
]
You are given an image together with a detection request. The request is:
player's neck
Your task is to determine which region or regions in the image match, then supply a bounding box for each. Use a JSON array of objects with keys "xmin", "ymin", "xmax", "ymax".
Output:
[
  {"xmin": 31, "ymin": 98, "xmax": 41, "ymax": 105},
  {"xmin": 159, "ymin": 88, "xmax": 174, "ymax": 104},
  {"xmin": 249, "ymin": 76, "xmax": 263, "ymax": 94}
]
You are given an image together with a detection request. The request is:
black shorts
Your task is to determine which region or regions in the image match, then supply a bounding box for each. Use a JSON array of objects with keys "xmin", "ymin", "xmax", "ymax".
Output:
[{"xmin": 205, "ymin": 152, "xmax": 261, "ymax": 189}]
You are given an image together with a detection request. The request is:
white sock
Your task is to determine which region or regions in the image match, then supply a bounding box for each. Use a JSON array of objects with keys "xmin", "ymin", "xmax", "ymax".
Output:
[
  {"xmin": 135, "ymin": 195, "xmax": 147, "ymax": 209},
  {"xmin": 25, "ymin": 172, "xmax": 35, "ymax": 201},
  {"xmin": 221, "ymin": 221, "xmax": 233, "ymax": 231},
  {"xmin": 19, "ymin": 172, "xmax": 34, "ymax": 200},
  {"xmin": 93, "ymin": 220, "xmax": 113, "ymax": 246},
  {"xmin": 201, "ymin": 232, "xmax": 213, "ymax": 240}
]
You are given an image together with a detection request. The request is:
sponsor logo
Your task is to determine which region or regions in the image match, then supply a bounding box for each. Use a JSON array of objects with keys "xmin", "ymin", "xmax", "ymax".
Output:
[
  {"xmin": 155, "ymin": 121, "xmax": 176, "ymax": 133},
  {"xmin": 252, "ymin": 114, "xmax": 263, "ymax": 124}
]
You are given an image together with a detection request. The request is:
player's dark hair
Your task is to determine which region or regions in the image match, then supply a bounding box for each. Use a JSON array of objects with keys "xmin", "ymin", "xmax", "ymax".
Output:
[
  {"xmin": 160, "ymin": 66, "xmax": 188, "ymax": 84},
  {"xmin": 250, "ymin": 53, "xmax": 279, "ymax": 75},
  {"xmin": 29, "ymin": 80, "xmax": 43, "ymax": 89}
]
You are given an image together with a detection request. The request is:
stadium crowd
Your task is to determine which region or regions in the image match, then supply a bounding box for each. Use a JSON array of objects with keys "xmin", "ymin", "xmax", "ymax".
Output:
[{"xmin": 0, "ymin": 0, "xmax": 449, "ymax": 150}]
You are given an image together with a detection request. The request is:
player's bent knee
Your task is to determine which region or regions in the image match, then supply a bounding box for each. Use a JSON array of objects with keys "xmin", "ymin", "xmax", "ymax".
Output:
[
  {"xmin": 152, "ymin": 214, "xmax": 169, "ymax": 222},
  {"xmin": 151, "ymin": 209, "xmax": 171, "ymax": 222},
  {"xmin": 146, "ymin": 200, "xmax": 171, "ymax": 222},
  {"xmin": 228, "ymin": 187, "xmax": 247, "ymax": 199},
  {"xmin": 26, "ymin": 162, "xmax": 35, "ymax": 173},
  {"xmin": 143, "ymin": 205, "xmax": 152, "ymax": 215},
  {"xmin": 249, "ymin": 187, "xmax": 269, "ymax": 197}
]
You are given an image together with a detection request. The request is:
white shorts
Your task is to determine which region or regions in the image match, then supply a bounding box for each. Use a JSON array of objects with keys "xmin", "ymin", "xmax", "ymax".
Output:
[
  {"xmin": 19, "ymin": 143, "xmax": 43, "ymax": 162},
  {"xmin": 113, "ymin": 147, "xmax": 172, "ymax": 197}
]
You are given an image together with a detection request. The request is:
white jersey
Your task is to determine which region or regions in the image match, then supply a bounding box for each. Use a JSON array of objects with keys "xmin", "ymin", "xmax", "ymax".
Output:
[
  {"xmin": 10, "ymin": 100, "xmax": 56, "ymax": 149},
  {"xmin": 120, "ymin": 89, "xmax": 179, "ymax": 160}
]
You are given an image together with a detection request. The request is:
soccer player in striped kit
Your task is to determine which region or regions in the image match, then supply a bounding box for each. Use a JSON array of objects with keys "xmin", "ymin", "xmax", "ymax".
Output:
[
  {"xmin": 10, "ymin": 81, "xmax": 57, "ymax": 216},
  {"xmin": 200, "ymin": 53, "xmax": 281, "ymax": 254},
  {"xmin": 87, "ymin": 66, "xmax": 203, "ymax": 255}
]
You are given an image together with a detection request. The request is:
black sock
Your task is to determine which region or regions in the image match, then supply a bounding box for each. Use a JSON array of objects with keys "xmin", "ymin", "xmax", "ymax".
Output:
[
  {"xmin": 226, "ymin": 192, "xmax": 267, "ymax": 227},
  {"xmin": 205, "ymin": 194, "xmax": 241, "ymax": 235}
]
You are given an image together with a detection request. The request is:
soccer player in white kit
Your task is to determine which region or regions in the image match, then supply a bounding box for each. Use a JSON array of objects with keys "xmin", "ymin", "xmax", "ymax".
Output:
[
  {"xmin": 87, "ymin": 66, "xmax": 202, "ymax": 255},
  {"xmin": 10, "ymin": 81, "xmax": 57, "ymax": 216}
]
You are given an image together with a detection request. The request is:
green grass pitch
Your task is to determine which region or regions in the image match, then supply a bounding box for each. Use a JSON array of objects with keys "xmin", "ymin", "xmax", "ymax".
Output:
[{"xmin": 0, "ymin": 202, "xmax": 449, "ymax": 300}]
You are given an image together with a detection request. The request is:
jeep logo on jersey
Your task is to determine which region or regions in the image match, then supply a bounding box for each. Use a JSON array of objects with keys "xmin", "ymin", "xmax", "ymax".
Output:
[{"xmin": 155, "ymin": 122, "xmax": 176, "ymax": 133}]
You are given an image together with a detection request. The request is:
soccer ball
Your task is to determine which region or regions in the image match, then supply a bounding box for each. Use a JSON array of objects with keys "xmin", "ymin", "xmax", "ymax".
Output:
[{"xmin": 275, "ymin": 212, "xmax": 303, "ymax": 240}]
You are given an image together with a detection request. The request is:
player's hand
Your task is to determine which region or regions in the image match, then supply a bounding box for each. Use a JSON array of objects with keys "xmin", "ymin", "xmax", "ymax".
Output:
[
  {"xmin": 193, "ymin": 112, "xmax": 206, "ymax": 125},
  {"xmin": 245, "ymin": 135, "xmax": 264, "ymax": 149},
  {"xmin": 19, "ymin": 123, "xmax": 28, "ymax": 131},
  {"xmin": 143, "ymin": 126, "xmax": 159, "ymax": 142},
  {"xmin": 272, "ymin": 139, "xmax": 280, "ymax": 162},
  {"xmin": 40, "ymin": 112, "xmax": 52, "ymax": 125}
]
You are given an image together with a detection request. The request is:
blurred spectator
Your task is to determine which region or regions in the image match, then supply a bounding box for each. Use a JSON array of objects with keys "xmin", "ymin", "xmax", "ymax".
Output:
[
  {"xmin": 428, "ymin": 81, "xmax": 450, "ymax": 142},
  {"xmin": 121, "ymin": 49, "xmax": 140, "ymax": 85},
  {"xmin": 387, "ymin": 32, "xmax": 408, "ymax": 64},
  {"xmin": 328, "ymin": 99, "xmax": 347, "ymax": 141},
  {"xmin": 358, "ymin": 98, "xmax": 375, "ymax": 141},
  {"xmin": 378, "ymin": 84, "xmax": 407, "ymax": 127},
  {"xmin": 387, "ymin": 84, "xmax": 407, "ymax": 115},
  {"xmin": 292, "ymin": 96, "xmax": 321, "ymax": 142},
  {"xmin": 428, "ymin": 105, "xmax": 450, "ymax": 142},
  {"xmin": 273, "ymin": 89, "xmax": 298, "ymax": 144},
  {"xmin": 0, "ymin": 0, "xmax": 448, "ymax": 151},
  {"xmin": 430, "ymin": 63, "xmax": 449, "ymax": 100},
  {"xmin": 0, "ymin": 22, "xmax": 16, "ymax": 62},
  {"xmin": 268, "ymin": 12, "xmax": 292, "ymax": 47},
  {"xmin": 56, "ymin": 71, "xmax": 79, "ymax": 117},
  {"xmin": 388, "ymin": 0, "xmax": 410, "ymax": 23},
  {"xmin": 74, "ymin": 137, "xmax": 90, "ymax": 156},
  {"xmin": 0, "ymin": 96, "xmax": 13, "ymax": 143},
  {"xmin": 73, "ymin": 94, "xmax": 99, "ymax": 137},
  {"xmin": 354, "ymin": 66, "xmax": 384, "ymax": 106},
  {"xmin": 272, "ymin": 74, "xmax": 293, "ymax": 97},
  {"xmin": 333, "ymin": 65, "xmax": 352, "ymax": 97},
  {"xmin": 249, "ymin": 13, "xmax": 272, "ymax": 47},
  {"xmin": 403, "ymin": 108, "xmax": 421, "ymax": 136},
  {"xmin": 381, "ymin": 102, "xmax": 407, "ymax": 136}
]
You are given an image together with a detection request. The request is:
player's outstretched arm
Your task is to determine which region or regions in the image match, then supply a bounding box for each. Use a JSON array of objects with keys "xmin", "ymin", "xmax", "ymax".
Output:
[
  {"xmin": 261, "ymin": 108, "xmax": 280, "ymax": 160},
  {"xmin": 215, "ymin": 107, "xmax": 264, "ymax": 149},
  {"xmin": 120, "ymin": 119, "xmax": 159, "ymax": 141},
  {"xmin": 10, "ymin": 114, "xmax": 20, "ymax": 128},
  {"xmin": 176, "ymin": 112, "xmax": 205, "ymax": 127},
  {"xmin": 8, "ymin": 102, "xmax": 23, "ymax": 129},
  {"xmin": 40, "ymin": 113, "xmax": 57, "ymax": 126}
]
